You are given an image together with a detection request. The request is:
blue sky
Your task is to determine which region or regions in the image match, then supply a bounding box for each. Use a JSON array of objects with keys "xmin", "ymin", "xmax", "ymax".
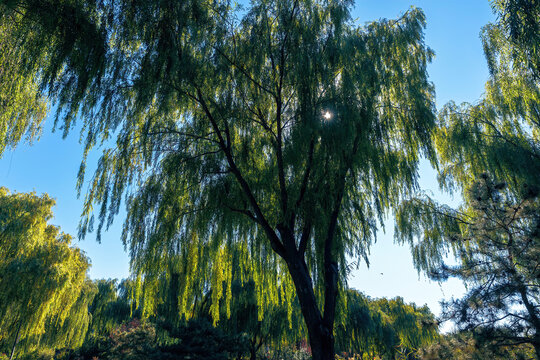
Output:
[
  {"xmin": 348, "ymin": 0, "xmax": 495, "ymax": 327},
  {"xmin": 0, "ymin": 0, "xmax": 495, "ymax": 324}
]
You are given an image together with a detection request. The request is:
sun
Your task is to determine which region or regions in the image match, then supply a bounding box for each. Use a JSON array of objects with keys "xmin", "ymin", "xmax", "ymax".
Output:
[{"xmin": 323, "ymin": 111, "xmax": 332, "ymax": 120}]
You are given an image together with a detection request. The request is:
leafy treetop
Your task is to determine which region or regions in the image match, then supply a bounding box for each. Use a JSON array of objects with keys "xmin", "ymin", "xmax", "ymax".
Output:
[{"xmin": 2, "ymin": 1, "xmax": 437, "ymax": 358}]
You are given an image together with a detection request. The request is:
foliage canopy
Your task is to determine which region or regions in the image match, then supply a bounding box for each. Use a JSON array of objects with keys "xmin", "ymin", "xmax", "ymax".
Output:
[
  {"xmin": 2, "ymin": 0, "xmax": 437, "ymax": 357},
  {"xmin": 396, "ymin": 0, "xmax": 540, "ymax": 357},
  {"xmin": 0, "ymin": 188, "xmax": 92, "ymax": 359}
]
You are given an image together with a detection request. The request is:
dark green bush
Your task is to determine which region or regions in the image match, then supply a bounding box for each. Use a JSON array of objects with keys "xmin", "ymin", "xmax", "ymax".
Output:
[{"xmin": 67, "ymin": 318, "xmax": 247, "ymax": 360}]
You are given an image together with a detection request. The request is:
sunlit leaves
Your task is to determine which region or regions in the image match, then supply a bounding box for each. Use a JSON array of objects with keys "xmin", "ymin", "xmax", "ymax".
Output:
[
  {"xmin": 0, "ymin": 188, "xmax": 92, "ymax": 357},
  {"xmin": 435, "ymin": 0, "xmax": 540, "ymax": 196},
  {"xmin": 395, "ymin": 2, "xmax": 540, "ymax": 355},
  {"xmin": 487, "ymin": 0, "xmax": 539, "ymax": 79},
  {"xmin": 335, "ymin": 290, "xmax": 438, "ymax": 358},
  {"xmin": 4, "ymin": 1, "xmax": 437, "ymax": 354},
  {"xmin": 0, "ymin": 13, "xmax": 47, "ymax": 156}
]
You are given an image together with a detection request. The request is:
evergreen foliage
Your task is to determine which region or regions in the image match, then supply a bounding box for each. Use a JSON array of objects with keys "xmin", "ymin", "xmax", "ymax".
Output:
[
  {"xmin": 418, "ymin": 331, "xmax": 535, "ymax": 360},
  {"xmin": 438, "ymin": 178, "xmax": 538, "ymax": 355},
  {"xmin": 399, "ymin": 178, "xmax": 540, "ymax": 355}
]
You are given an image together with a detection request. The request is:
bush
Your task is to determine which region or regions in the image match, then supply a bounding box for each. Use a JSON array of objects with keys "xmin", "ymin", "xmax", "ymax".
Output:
[
  {"xmin": 73, "ymin": 319, "xmax": 156, "ymax": 360},
  {"xmin": 260, "ymin": 344, "xmax": 311, "ymax": 360},
  {"xmin": 154, "ymin": 319, "xmax": 248, "ymax": 360},
  {"xmin": 72, "ymin": 318, "xmax": 248, "ymax": 360},
  {"xmin": 418, "ymin": 332, "xmax": 535, "ymax": 360},
  {"xmin": 17, "ymin": 349, "xmax": 55, "ymax": 360}
]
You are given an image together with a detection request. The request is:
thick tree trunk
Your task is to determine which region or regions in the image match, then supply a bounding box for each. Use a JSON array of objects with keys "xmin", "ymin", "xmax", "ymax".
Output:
[
  {"xmin": 249, "ymin": 346, "xmax": 257, "ymax": 360},
  {"xmin": 286, "ymin": 255, "xmax": 335, "ymax": 360},
  {"xmin": 248, "ymin": 336, "xmax": 264, "ymax": 360}
]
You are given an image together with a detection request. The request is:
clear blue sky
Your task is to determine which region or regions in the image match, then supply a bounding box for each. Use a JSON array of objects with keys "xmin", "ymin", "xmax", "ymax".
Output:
[
  {"xmin": 0, "ymin": 0, "xmax": 495, "ymax": 324},
  {"xmin": 348, "ymin": 0, "xmax": 495, "ymax": 328}
]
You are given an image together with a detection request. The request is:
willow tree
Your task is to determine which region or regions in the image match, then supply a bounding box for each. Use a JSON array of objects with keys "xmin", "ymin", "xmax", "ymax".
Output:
[
  {"xmin": 336, "ymin": 291, "xmax": 438, "ymax": 359},
  {"xmin": 0, "ymin": 0, "xmax": 108, "ymax": 156},
  {"xmin": 396, "ymin": 0, "xmax": 540, "ymax": 357},
  {"xmin": 36, "ymin": 279, "xmax": 97, "ymax": 351},
  {"xmin": 0, "ymin": 16, "xmax": 46, "ymax": 156},
  {"xmin": 85, "ymin": 279, "xmax": 131, "ymax": 341},
  {"xmin": 3, "ymin": 0, "xmax": 436, "ymax": 358},
  {"xmin": 0, "ymin": 188, "xmax": 92, "ymax": 359},
  {"xmin": 434, "ymin": 0, "xmax": 540, "ymax": 195}
]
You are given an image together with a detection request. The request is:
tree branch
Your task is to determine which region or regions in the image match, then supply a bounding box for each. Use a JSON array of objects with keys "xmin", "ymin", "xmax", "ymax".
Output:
[{"xmin": 194, "ymin": 88, "xmax": 286, "ymax": 258}]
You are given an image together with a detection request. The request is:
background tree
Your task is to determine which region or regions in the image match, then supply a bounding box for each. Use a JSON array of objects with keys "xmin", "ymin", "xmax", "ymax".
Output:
[
  {"xmin": 396, "ymin": 0, "xmax": 540, "ymax": 357},
  {"xmin": 418, "ymin": 331, "xmax": 535, "ymax": 360},
  {"xmin": 3, "ymin": 1, "xmax": 437, "ymax": 358},
  {"xmin": 399, "ymin": 178, "xmax": 540, "ymax": 356},
  {"xmin": 336, "ymin": 290, "xmax": 377, "ymax": 358},
  {"xmin": 84, "ymin": 279, "xmax": 132, "ymax": 342},
  {"xmin": 336, "ymin": 290, "xmax": 438, "ymax": 360},
  {"xmin": 373, "ymin": 297, "xmax": 438, "ymax": 359},
  {"xmin": 0, "ymin": 188, "xmax": 92, "ymax": 359}
]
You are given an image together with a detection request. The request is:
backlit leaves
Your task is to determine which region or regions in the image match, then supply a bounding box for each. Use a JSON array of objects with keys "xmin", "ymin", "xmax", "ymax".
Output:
[{"xmin": 0, "ymin": 188, "xmax": 92, "ymax": 356}]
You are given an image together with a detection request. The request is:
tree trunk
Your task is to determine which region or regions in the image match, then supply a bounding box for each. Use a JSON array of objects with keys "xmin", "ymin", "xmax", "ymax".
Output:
[
  {"xmin": 9, "ymin": 322, "xmax": 22, "ymax": 360},
  {"xmin": 286, "ymin": 255, "xmax": 335, "ymax": 360},
  {"xmin": 249, "ymin": 346, "xmax": 257, "ymax": 360}
]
